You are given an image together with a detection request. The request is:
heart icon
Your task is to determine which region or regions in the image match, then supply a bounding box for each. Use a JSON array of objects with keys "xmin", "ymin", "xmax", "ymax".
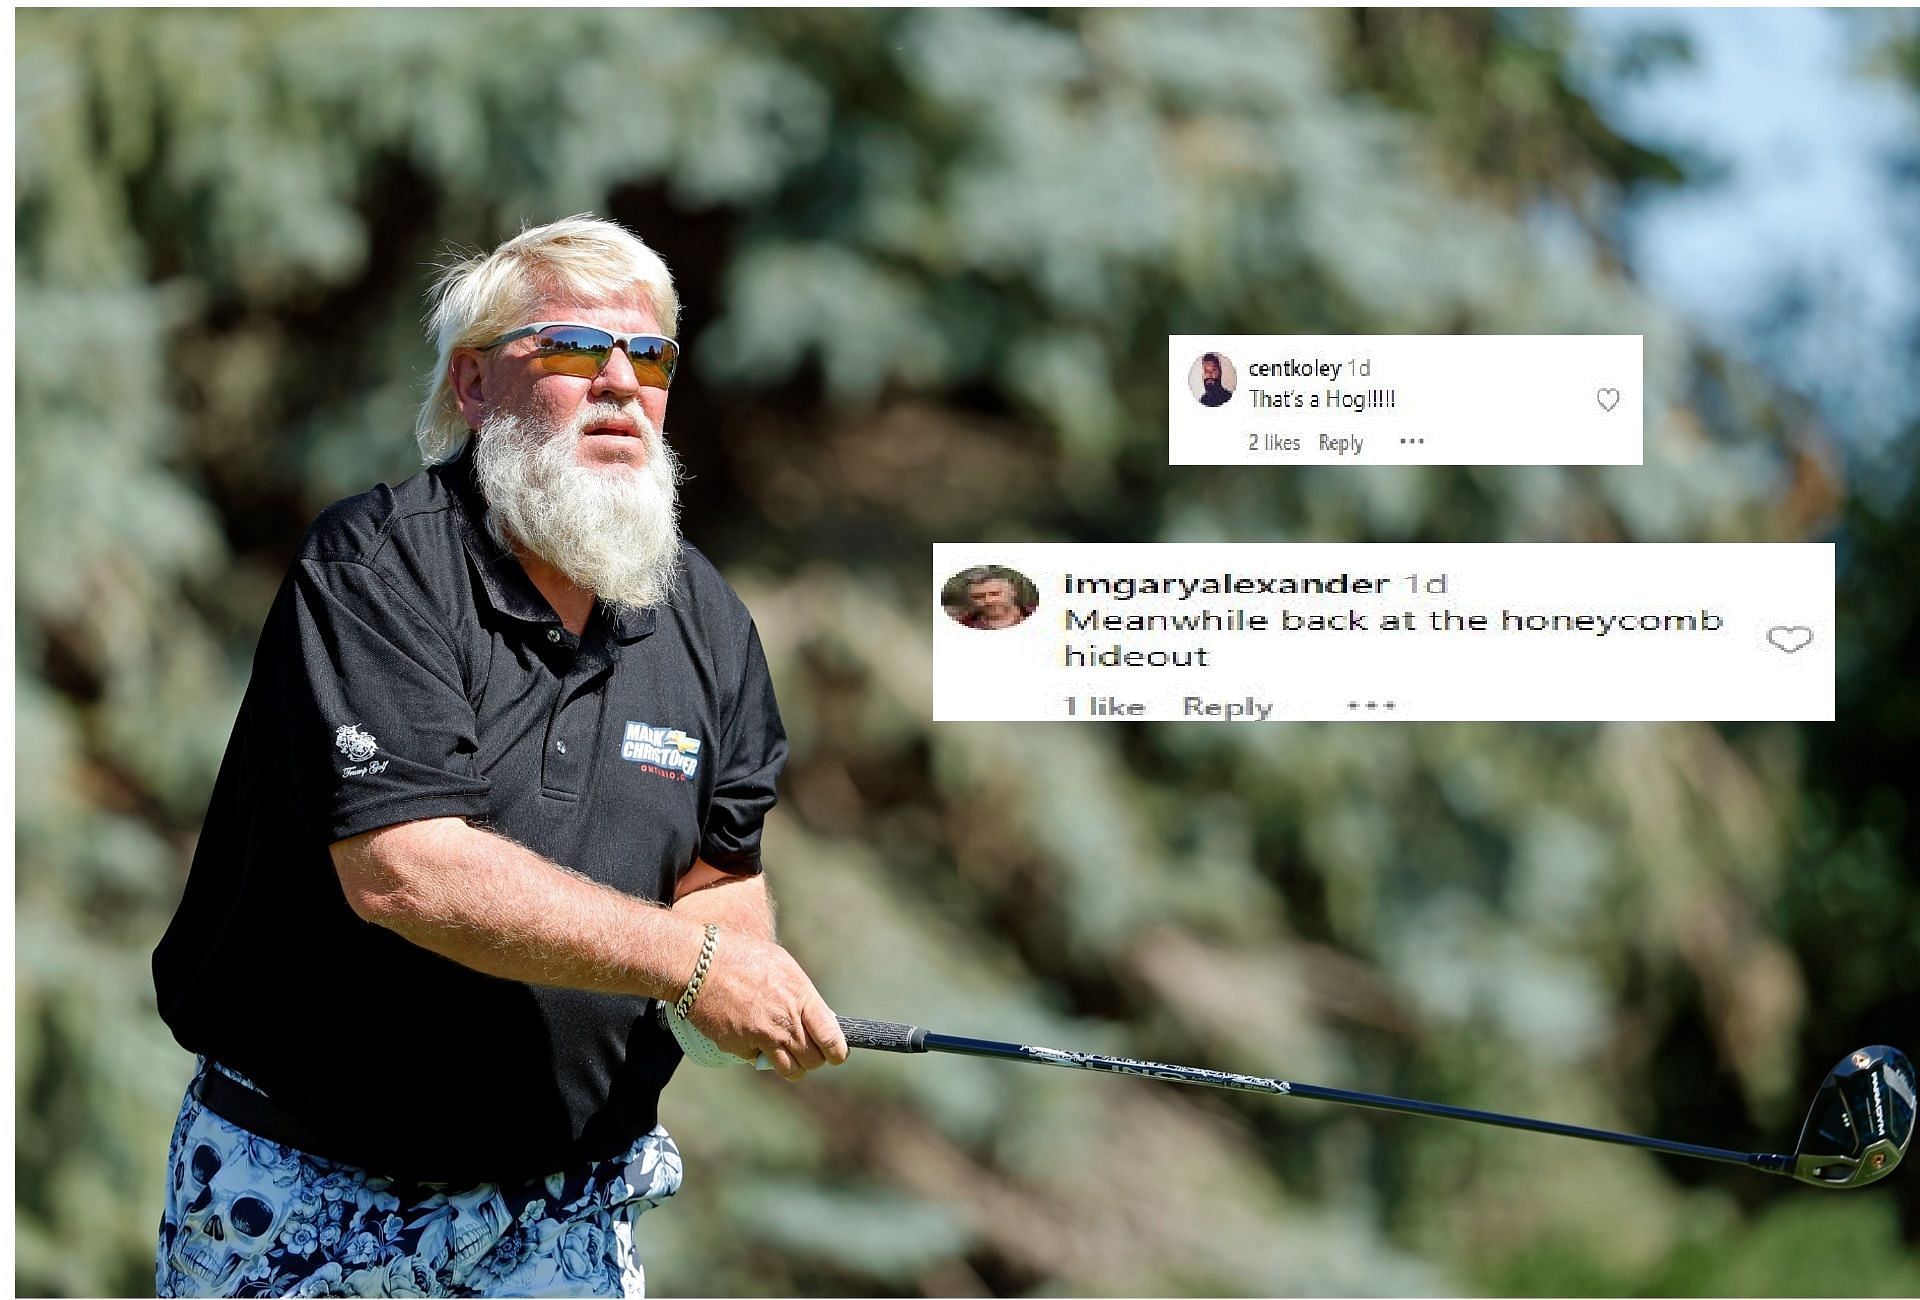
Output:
[
  {"xmin": 1596, "ymin": 388, "xmax": 1621, "ymax": 412},
  {"xmin": 1767, "ymin": 626, "xmax": 1814, "ymax": 654}
]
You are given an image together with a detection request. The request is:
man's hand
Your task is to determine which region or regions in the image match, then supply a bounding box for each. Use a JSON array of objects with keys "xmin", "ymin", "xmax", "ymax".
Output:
[{"xmin": 684, "ymin": 930, "xmax": 849, "ymax": 1081}]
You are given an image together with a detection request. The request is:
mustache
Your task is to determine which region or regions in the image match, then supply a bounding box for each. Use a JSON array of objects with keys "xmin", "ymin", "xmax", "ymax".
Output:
[{"xmin": 574, "ymin": 404, "xmax": 661, "ymax": 441}]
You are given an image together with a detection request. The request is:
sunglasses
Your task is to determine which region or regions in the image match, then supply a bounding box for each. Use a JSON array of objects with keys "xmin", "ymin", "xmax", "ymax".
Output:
[{"xmin": 476, "ymin": 322, "xmax": 679, "ymax": 387}]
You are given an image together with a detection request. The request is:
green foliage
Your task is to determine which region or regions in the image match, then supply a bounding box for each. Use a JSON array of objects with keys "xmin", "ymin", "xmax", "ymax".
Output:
[
  {"xmin": 1484, "ymin": 1197, "xmax": 1920, "ymax": 1297},
  {"xmin": 15, "ymin": 8, "xmax": 1918, "ymax": 1296}
]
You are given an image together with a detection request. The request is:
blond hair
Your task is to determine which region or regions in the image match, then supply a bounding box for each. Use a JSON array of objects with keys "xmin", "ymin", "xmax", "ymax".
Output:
[{"xmin": 414, "ymin": 215, "xmax": 680, "ymax": 464}]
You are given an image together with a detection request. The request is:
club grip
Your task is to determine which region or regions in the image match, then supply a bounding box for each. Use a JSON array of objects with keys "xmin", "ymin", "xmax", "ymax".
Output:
[{"xmin": 837, "ymin": 1015, "xmax": 926, "ymax": 1053}]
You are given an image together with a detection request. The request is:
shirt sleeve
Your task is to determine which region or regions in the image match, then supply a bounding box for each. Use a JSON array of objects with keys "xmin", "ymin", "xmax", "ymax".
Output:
[
  {"xmin": 261, "ymin": 555, "xmax": 494, "ymax": 844},
  {"xmin": 698, "ymin": 621, "xmax": 788, "ymax": 874}
]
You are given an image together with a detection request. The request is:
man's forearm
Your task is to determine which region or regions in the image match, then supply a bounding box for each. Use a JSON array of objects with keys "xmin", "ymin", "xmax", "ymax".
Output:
[
  {"xmin": 673, "ymin": 866, "xmax": 778, "ymax": 944},
  {"xmin": 333, "ymin": 818, "xmax": 707, "ymax": 1001}
]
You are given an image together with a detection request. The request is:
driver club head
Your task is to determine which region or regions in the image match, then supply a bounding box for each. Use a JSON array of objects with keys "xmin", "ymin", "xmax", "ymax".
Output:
[{"xmin": 1790, "ymin": 1045, "xmax": 1914, "ymax": 1188}]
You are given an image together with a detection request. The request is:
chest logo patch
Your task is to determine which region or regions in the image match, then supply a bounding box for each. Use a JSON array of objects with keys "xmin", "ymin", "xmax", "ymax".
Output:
[
  {"xmin": 620, "ymin": 721, "xmax": 702, "ymax": 781},
  {"xmin": 334, "ymin": 723, "xmax": 379, "ymax": 763}
]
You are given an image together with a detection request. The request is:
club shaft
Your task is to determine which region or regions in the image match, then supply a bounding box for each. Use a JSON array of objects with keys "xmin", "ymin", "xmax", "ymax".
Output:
[{"xmin": 917, "ymin": 1031, "xmax": 1793, "ymax": 1176}]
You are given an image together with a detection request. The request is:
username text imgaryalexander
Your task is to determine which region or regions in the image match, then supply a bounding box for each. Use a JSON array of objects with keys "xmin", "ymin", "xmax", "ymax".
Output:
[{"xmin": 1056, "ymin": 572, "xmax": 1726, "ymax": 668}]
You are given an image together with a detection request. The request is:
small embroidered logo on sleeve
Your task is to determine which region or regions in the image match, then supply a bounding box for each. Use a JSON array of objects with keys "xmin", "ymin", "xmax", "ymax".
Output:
[{"xmin": 334, "ymin": 724, "xmax": 379, "ymax": 763}]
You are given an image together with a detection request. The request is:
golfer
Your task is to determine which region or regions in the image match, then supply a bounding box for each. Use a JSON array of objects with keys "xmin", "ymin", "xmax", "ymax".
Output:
[{"xmin": 151, "ymin": 215, "xmax": 847, "ymax": 1297}]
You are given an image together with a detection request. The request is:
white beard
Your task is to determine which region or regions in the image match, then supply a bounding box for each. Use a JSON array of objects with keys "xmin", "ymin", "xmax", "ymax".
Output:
[{"xmin": 471, "ymin": 405, "xmax": 684, "ymax": 614}]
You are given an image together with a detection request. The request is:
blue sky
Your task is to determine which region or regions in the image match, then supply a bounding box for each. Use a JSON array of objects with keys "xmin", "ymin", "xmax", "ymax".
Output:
[{"xmin": 1574, "ymin": 8, "xmax": 1920, "ymax": 453}]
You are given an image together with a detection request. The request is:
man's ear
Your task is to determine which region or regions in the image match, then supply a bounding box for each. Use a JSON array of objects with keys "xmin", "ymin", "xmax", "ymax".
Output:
[{"xmin": 449, "ymin": 350, "xmax": 487, "ymax": 431}]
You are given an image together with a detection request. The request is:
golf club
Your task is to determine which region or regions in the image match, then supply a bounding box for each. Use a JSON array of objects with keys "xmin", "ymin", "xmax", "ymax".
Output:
[{"xmin": 663, "ymin": 1006, "xmax": 1912, "ymax": 1188}]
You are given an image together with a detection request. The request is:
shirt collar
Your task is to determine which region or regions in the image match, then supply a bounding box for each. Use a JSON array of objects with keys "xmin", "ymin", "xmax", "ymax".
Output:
[{"xmin": 437, "ymin": 443, "xmax": 657, "ymax": 644}]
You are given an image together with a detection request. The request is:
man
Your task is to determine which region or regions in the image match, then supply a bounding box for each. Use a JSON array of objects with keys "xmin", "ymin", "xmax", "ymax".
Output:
[
  {"xmin": 957, "ymin": 568, "xmax": 1033, "ymax": 629},
  {"xmin": 1198, "ymin": 352, "xmax": 1233, "ymax": 407},
  {"xmin": 151, "ymin": 215, "xmax": 846, "ymax": 1297}
]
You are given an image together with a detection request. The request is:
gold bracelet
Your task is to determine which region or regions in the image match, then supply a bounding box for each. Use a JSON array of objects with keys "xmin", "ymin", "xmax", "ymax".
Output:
[{"xmin": 673, "ymin": 923, "xmax": 719, "ymax": 1019}]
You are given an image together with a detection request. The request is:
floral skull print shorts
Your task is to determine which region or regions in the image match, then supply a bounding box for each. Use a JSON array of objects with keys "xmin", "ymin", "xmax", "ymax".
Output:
[{"xmin": 157, "ymin": 1060, "xmax": 684, "ymax": 1297}]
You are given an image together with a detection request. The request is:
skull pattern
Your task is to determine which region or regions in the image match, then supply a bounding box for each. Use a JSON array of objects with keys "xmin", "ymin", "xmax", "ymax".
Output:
[
  {"xmin": 156, "ymin": 1060, "xmax": 684, "ymax": 1297},
  {"xmin": 167, "ymin": 1112, "xmax": 306, "ymax": 1291},
  {"xmin": 417, "ymin": 1183, "xmax": 515, "ymax": 1277}
]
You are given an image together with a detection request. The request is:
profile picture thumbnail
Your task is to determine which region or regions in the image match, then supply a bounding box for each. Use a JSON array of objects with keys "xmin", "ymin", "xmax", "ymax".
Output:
[
  {"xmin": 1190, "ymin": 351, "xmax": 1236, "ymax": 407},
  {"xmin": 941, "ymin": 565, "xmax": 1039, "ymax": 631}
]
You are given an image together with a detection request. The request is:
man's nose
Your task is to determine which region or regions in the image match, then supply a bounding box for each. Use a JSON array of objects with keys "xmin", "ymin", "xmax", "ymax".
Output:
[{"xmin": 590, "ymin": 344, "xmax": 646, "ymax": 398}]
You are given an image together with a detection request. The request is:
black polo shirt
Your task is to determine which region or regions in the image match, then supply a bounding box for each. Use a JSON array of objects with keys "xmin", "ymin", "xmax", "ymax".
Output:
[{"xmin": 153, "ymin": 447, "xmax": 787, "ymax": 1183}]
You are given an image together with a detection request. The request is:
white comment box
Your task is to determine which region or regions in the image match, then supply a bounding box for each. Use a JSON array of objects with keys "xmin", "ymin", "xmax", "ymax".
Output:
[
  {"xmin": 1169, "ymin": 335, "xmax": 1644, "ymax": 466},
  {"xmin": 933, "ymin": 543, "xmax": 1832, "ymax": 722}
]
